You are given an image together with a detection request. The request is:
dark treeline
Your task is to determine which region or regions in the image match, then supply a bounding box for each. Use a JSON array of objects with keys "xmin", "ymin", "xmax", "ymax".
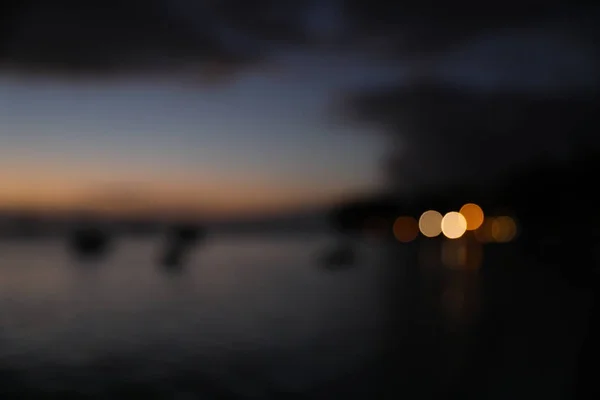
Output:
[
  {"xmin": 331, "ymin": 144, "xmax": 600, "ymax": 270},
  {"xmin": 333, "ymin": 83, "xmax": 599, "ymax": 258}
]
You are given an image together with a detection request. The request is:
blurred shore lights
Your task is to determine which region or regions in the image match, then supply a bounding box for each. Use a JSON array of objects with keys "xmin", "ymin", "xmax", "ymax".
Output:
[
  {"xmin": 459, "ymin": 203, "xmax": 484, "ymax": 231},
  {"xmin": 441, "ymin": 212, "xmax": 468, "ymax": 239},
  {"xmin": 393, "ymin": 216, "xmax": 419, "ymax": 243},
  {"xmin": 419, "ymin": 210, "xmax": 443, "ymax": 238},
  {"xmin": 397, "ymin": 202, "xmax": 516, "ymax": 244},
  {"xmin": 474, "ymin": 215, "xmax": 518, "ymax": 243},
  {"xmin": 491, "ymin": 216, "xmax": 518, "ymax": 242}
]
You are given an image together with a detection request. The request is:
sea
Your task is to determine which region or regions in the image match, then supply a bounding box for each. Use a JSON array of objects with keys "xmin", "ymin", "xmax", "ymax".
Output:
[{"xmin": 0, "ymin": 232, "xmax": 592, "ymax": 398}]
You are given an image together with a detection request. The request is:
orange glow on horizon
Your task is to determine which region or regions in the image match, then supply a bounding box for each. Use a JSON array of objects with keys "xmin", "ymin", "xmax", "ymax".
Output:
[{"xmin": 0, "ymin": 172, "xmax": 352, "ymax": 218}]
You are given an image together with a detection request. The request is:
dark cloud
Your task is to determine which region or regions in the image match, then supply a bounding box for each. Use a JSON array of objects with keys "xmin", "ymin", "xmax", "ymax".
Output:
[
  {"xmin": 2, "ymin": 1, "xmax": 598, "ymax": 192},
  {"xmin": 338, "ymin": 5, "xmax": 600, "ymax": 190},
  {"xmin": 340, "ymin": 1, "xmax": 600, "ymax": 57},
  {"xmin": 2, "ymin": 1, "xmax": 200, "ymax": 73},
  {"xmin": 206, "ymin": 0, "xmax": 312, "ymax": 43},
  {"xmin": 344, "ymin": 82, "xmax": 599, "ymax": 189},
  {"xmin": 0, "ymin": 0, "xmax": 303, "ymax": 75},
  {"xmin": 2, "ymin": 1, "xmax": 598, "ymax": 75}
]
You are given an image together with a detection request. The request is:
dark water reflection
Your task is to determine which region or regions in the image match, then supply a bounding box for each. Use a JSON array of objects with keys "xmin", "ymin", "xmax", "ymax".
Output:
[
  {"xmin": 0, "ymin": 235, "xmax": 387, "ymax": 397},
  {"xmin": 377, "ymin": 236, "xmax": 592, "ymax": 400},
  {"xmin": 0, "ymin": 235, "xmax": 592, "ymax": 398}
]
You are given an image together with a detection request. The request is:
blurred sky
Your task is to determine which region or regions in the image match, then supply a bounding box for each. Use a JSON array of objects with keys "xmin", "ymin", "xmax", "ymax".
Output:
[
  {"xmin": 0, "ymin": 52, "xmax": 402, "ymax": 218},
  {"xmin": 0, "ymin": 2, "xmax": 597, "ymax": 218}
]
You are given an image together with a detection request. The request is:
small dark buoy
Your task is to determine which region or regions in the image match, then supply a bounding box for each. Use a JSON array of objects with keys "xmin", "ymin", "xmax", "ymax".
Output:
[
  {"xmin": 161, "ymin": 244, "xmax": 186, "ymax": 269},
  {"xmin": 319, "ymin": 241, "xmax": 356, "ymax": 270},
  {"xmin": 69, "ymin": 225, "xmax": 111, "ymax": 260},
  {"xmin": 159, "ymin": 223, "xmax": 205, "ymax": 268},
  {"xmin": 171, "ymin": 224, "xmax": 204, "ymax": 245}
]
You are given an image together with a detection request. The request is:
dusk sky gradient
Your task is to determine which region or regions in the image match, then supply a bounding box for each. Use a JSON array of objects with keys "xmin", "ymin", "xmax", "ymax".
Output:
[
  {"xmin": 0, "ymin": 52, "xmax": 403, "ymax": 217},
  {"xmin": 0, "ymin": 2, "xmax": 597, "ymax": 218}
]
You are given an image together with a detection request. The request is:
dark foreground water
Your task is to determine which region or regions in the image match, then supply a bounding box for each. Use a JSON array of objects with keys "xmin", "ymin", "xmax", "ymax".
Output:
[{"xmin": 0, "ymin": 234, "xmax": 593, "ymax": 398}]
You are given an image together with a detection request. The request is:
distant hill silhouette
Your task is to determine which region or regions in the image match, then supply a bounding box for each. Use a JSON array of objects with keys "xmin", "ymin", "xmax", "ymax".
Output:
[{"xmin": 329, "ymin": 146, "xmax": 600, "ymax": 285}]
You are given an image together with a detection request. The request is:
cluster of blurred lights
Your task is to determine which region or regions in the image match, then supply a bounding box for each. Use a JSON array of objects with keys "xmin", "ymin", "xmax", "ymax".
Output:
[{"xmin": 393, "ymin": 203, "xmax": 517, "ymax": 243}]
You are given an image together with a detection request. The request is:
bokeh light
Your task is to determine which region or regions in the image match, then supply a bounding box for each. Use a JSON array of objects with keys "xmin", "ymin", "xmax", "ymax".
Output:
[
  {"xmin": 459, "ymin": 203, "xmax": 484, "ymax": 231},
  {"xmin": 441, "ymin": 212, "xmax": 467, "ymax": 239},
  {"xmin": 419, "ymin": 210, "xmax": 443, "ymax": 238},
  {"xmin": 474, "ymin": 218, "xmax": 495, "ymax": 243},
  {"xmin": 492, "ymin": 216, "xmax": 517, "ymax": 243},
  {"xmin": 393, "ymin": 216, "xmax": 419, "ymax": 243}
]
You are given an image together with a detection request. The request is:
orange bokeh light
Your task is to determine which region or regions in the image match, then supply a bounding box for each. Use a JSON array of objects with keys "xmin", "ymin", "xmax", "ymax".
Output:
[
  {"xmin": 492, "ymin": 216, "xmax": 517, "ymax": 243},
  {"xmin": 393, "ymin": 216, "xmax": 419, "ymax": 243},
  {"xmin": 474, "ymin": 218, "xmax": 495, "ymax": 243},
  {"xmin": 460, "ymin": 203, "xmax": 484, "ymax": 231}
]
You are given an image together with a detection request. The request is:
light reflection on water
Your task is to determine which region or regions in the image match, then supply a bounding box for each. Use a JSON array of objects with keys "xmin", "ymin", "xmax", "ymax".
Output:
[{"xmin": 0, "ymin": 235, "xmax": 388, "ymax": 392}]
